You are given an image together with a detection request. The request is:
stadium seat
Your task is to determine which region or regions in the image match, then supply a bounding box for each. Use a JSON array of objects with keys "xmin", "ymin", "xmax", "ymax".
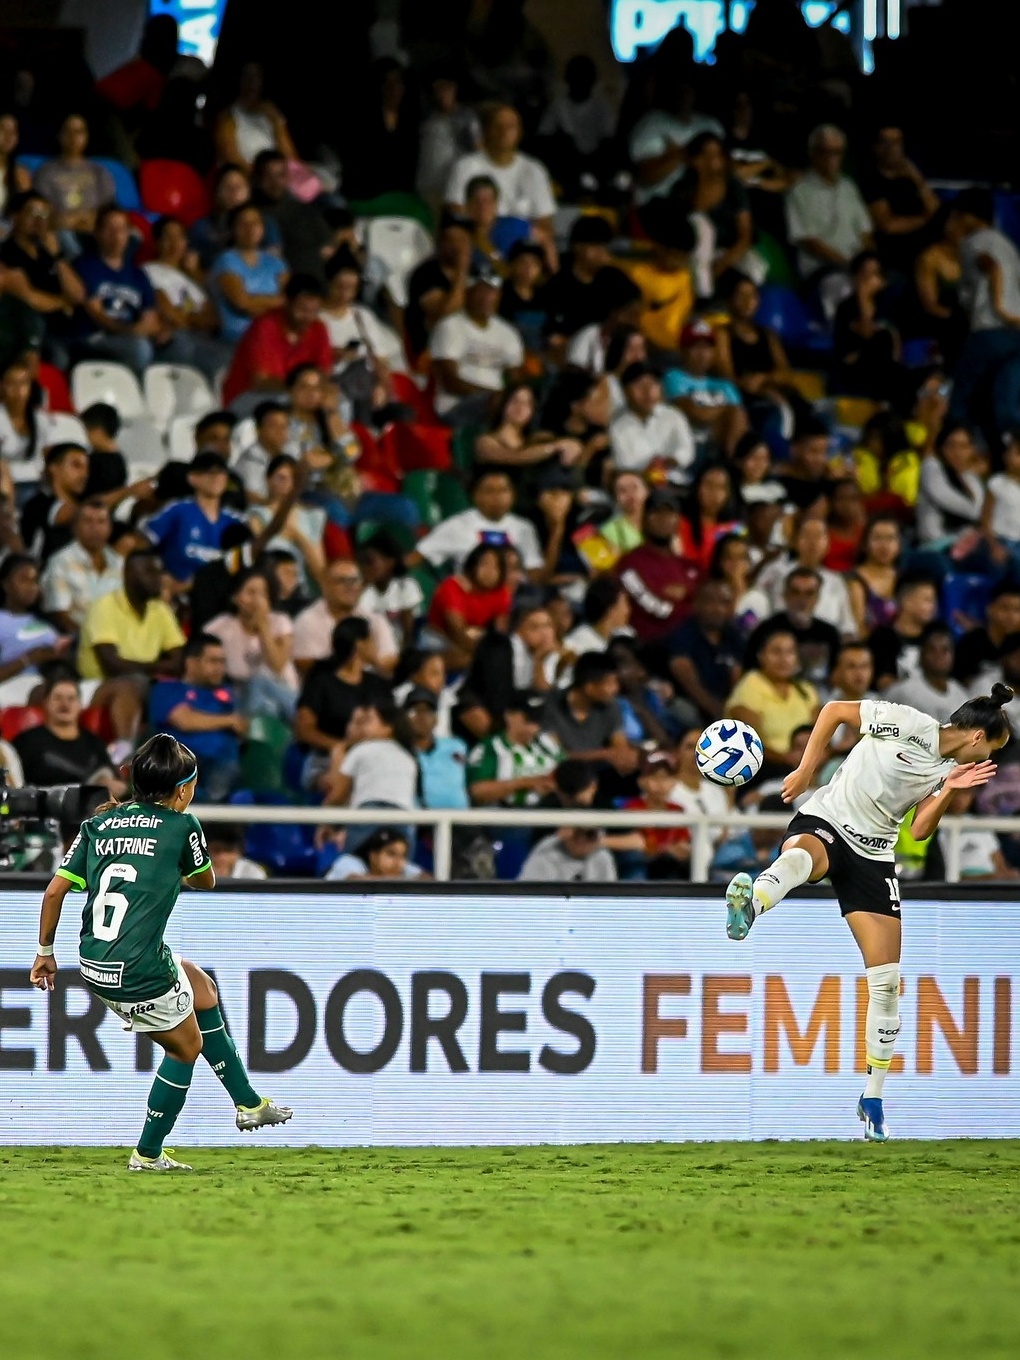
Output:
[
  {"xmin": 45, "ymin": 411, "xmax": 89, "ymax": 448},
  {"xmin": 755, "ymin": 284, "xmax": 810, "ymax": 344},
  {"xmin": 380, "ymin": 422, "xmax": 453, "ymax": 474},
  {"xmin": 139, "ymin": 160, "xmax": 210, "ymax": 227},
  {"xmin": 93, "ymin": 157, "xmax": 141, "ymax": 212},
  {"xmin": 942, "ymin": 573, "xmax": 995, "ymax": 636},
  {"xmin": 71, "ymin": 362, "xmax": 146, "ymax": 419},
  {"xmin": 118, "ymin": 415, "xmax": 166, "ymax": 478},
  {"xmin": 0, "ymin": 675, "xmax": 41, "ymax": 708},
  {"xmin": 391, "ymin": 372, "xmax": 439, "ymax": 426},
  {"xmin": 80, "ymin": 705, "xmax": 114, "ymax": 744},
  {"xmin": 229, "ymin": 792, "xmax": 319, "ymax": 876},
  {"xmin": 491, "ymin": 217, "xmax": 530, "ymax": 256},
  {"xmin": 0, "ymin": 705, "xmax": 44, "ymax": 742},
  {"xmin": 126, "ymin": 211, "xmax": 156, "ymax": 263},
  {"xmin": 143, "ymin": 364, "xmax": 215, "ymax": 433},
  {"xmin": 168, "ymin": 413, "xmax": 199, "ymax": 462},
  {"xmin": 18, "ymin": 153, "xmax": 46, "ymax": 179},
  {"xmin": 361, "ymin": 216, "xmax": 433, "ymax": 308},
  {"xmin": 347, "ymin": 190, "xmax": 433, "ymax": 230}
]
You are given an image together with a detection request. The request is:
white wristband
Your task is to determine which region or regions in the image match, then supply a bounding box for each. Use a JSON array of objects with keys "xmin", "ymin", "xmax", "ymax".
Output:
[{"xmin": 36, "ymin": 944, "xmax": 54, "ymax": 957}]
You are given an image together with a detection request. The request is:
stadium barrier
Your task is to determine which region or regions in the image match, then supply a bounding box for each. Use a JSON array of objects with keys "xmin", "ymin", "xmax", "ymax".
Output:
[
  {"xmin": 192, "ymin": 804, "xmax": 1020, "ymax": 883},
  {"xmin": 1, "ymin": 885, "xmax": 1017, "ymax": 1145}
]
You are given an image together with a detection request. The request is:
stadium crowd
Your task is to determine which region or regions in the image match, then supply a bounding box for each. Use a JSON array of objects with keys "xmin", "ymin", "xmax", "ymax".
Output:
[{"xmin": 0, "ymin": 8, "xmax": 1019, "ymax": 883}]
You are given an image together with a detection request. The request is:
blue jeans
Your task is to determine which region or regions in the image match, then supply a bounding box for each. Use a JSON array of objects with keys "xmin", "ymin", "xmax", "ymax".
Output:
[
  {"xmin": 197, "ymin": 757, "xmax": 241, "ymax": 803},
  {"xmin": 239, "ymin": 672, "xmax": 297, "ymax": 723},
  {"xmin": 949, "ymin": 328, "xmax": 1020, "ymax": 436}
]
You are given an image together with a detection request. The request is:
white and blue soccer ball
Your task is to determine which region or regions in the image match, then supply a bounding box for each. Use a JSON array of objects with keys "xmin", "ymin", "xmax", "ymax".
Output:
[{"xmin": 695, "ymin": 719, "xmax": 764, "ymax": 787}]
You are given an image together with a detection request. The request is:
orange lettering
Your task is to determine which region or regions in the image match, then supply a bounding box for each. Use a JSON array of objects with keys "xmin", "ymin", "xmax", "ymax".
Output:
[
  {"xmin": 701, "ymin": 976, "xmax": 751, "ymax": 1073},
  {"xmin": 994, "ymin": 977, "xmax": 1011, "ymax": 1076},
  {"xmin": 641, "ymin": 975, "xmax": 691, "ymax": 1073},
  {"xmin": 916, "ymin": 977, "xmax": 979, "ymax": 1074},
  {"xmin": 854, "ymin": 976, "xmax": 905, "ymax": 1073},
  {"xmin": 764, "ymin": 975, "xmax": 841, "ymax": 1072}
]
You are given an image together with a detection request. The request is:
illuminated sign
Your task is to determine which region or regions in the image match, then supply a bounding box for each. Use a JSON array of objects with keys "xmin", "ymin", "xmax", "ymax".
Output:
[{"xmin": 150, "ymin": 0, "xmax": 229, "ymax": 66}]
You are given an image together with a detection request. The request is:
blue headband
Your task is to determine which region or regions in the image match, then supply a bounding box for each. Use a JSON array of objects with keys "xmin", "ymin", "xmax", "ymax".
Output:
[{"xmin": 176, "ymin": 769, "xmax": 198, "ymax": 787}]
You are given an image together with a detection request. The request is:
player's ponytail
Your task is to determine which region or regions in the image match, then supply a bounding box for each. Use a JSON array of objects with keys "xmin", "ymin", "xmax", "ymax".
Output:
[
  {"xmin": 130, "ymin": 734, "xmax": 198, "ymax": 804},
  {"xmin": 948, "ymin": 684, "xmax": 1015, "ymax": 742}
]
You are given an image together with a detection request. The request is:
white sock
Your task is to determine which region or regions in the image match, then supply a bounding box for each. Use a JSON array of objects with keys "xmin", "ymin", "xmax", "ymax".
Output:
[
  {"xmin": 863, "ymin": 963, "xmax": 901, "ymax": 1099},
  {"xmin": 752, "ymin": 847, "xmax": 814, "ymax": 916}
]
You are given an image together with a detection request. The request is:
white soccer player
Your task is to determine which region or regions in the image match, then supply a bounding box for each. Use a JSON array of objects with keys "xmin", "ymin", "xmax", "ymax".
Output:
[{"xmin": 724, "ymin": 684, "xmax": 1012, "ymax": 1140}]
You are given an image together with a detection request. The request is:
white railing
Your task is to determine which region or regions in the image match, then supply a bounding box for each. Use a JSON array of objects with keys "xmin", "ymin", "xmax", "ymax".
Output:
[{"xmin": 192, "ymin": 805, "xmax": 1020, "ymax": 884}]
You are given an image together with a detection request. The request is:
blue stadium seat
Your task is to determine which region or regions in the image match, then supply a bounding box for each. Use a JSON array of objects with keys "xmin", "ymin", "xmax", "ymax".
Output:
[
  {"xmin": 18, "ymin": 153, "xmax": 46, "ymax": 179},
  {"xmin": 228, "ymin": 792, "xmax": 318, "ymax": 877},
  {"xmin": 995, "ymin": 192, "xmax": 1020, "ymax": 248},
  {"xmin": 755, "ymin": 284, "xmax": 810, "ymax": 345},
  {"xmin": 491, "ymin": 217, "xmax": 530, "ymax": 256},
  {"xmin": 93, "ymin": 157, "xmax": 141, "ymax": 212},
  {"xmin": 942, "ymin": 572, "xmax": 995, "ymax": 637}
]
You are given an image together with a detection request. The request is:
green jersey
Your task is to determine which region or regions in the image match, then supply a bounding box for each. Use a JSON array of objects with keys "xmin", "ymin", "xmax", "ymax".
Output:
[
  {"xmin": 466, "ymin": 731, "xmax": 560, "ymax": 806},
  {"xmin": 57, "ymin": 802, "xmax": 211, "ymax": 1002}
]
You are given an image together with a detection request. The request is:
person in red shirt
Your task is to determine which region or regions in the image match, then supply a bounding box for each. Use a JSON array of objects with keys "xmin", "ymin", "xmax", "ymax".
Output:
[
  {"xmin": 678, "ymin": 461, "xmax": 742, "ymax": 574},
  {"xmin": 427, "ymin": 541, "xmax": 512, "ymax": 668},
  {"xmin": 606, "ymin": 748, "xmax": 691, "ymax": 878},
  {"xmin": 222, "ymin": 275, "xmax": 332, "ymax": 409},
  {"xmin": 615, "ymin": 488, "xmax": 701, "ymax": 644}
]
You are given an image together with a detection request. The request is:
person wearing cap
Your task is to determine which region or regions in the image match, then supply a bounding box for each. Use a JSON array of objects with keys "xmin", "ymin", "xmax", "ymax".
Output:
[
  {"xmin": 615, "ymin": 489, "xmax": 702, "ymax": 644},
  {"xmin": 609, "ymin": 361, "xmax": 695, "ymax": 480},
  {"xmin": 405, "ymin": 213, "xmax": 475, "ymax": 359},
  {"xmin": 606, "ymin": 749, "xmax": 691, "ymax": 880},
  {"xmin": 404, "ymin": 686, "xmax": 469, "ymax": 811},
  {"xmin": 428, "ymin": 264, "xmax": 527, "ymax": 425},
  {"xmin": 541, "ymin": 216, "xmax": 636, "ymax": 358},
  {"xmin": 137, "ymin": 450, "xmax": 247, "ymax": 588},
  {"xmin": 662, "ymin": 320, "xmax": 747, "ymax": 456},
  {"xmin": 466, "ymin": 690, "xmax": 561, "ymax": 808}
]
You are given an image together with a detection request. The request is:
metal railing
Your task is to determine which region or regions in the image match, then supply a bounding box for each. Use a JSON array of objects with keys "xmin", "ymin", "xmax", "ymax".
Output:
[{"xmin": 192, "ymin": 805, "xmax": 1020, "ymax": 883}]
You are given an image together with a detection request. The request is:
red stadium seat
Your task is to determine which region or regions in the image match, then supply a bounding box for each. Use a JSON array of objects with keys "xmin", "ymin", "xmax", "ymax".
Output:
[
  {"xmin": 126, "ymin": 211, "xmax": 156, "ymax": 263},
  {"xmin": 80, "ymin": 705, "xmax": 115, "ymax": 744},
  {"xmin": 139, "ymin": 159, "xmax": 210, "ymax": 228},
  {"xmin": 392, "ymin": 373, "xmax": 440, "ymax": 426},
  {"xmin": 0, "ymin": 706, "xmax": 45, "ymax": 742},
  {"xmin": 380, "ymin": 422, "xmax": 453, "ymax": 473}
]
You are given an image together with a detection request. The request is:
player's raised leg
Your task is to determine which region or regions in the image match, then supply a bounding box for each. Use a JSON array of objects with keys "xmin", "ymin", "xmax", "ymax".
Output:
[
  {"xmin": 129, "ymin": 1013, "xmax": 202, "ymax": 1171},
  {"xmin": 846, "ymin": 911, "xmax": 902, "ymax": 1141},
  {"xmin": 181, "ymin": 959, "xmax": 293, "ymax": 1132},
  {"xmin": 726, "ymin": 833, "xmax": 828, "ymax": 940}
]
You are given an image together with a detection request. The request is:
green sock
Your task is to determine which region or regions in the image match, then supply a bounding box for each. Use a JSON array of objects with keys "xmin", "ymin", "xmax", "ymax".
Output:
[
  {"xmin": 198, "ymin": 1004, "xmax": 260, "ymax": 1108},
  {"xmin": 136, "ymin": 1056, "xmax": 195, "ymax": 1158}
]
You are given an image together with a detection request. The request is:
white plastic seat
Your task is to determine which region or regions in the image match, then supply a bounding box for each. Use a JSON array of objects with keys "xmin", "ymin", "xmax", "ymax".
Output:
[
  {"xmin": 361, "ymin": 216, "xmax": 433, "ymax": 308},
  {"xmin": 119, "ymin": 416, "xmax": 166, "ymax": 479},
  {"xmin": 167, "ymin": 413, "xmax": 199, "ymax": 462},
  {"xmin": 70, "ymin": 362, "xmax": 146, "ymax": 420},
  {"xmin": 143, "ymin": 364, "xmax": 215, "ymax": 433},
  {"xmin": 43, "ymin": 411, "xmax": 89, "ymax": 448},
  {"xmin": 0, "ymin": 674, "xmax": 41, "ymax": 708}
]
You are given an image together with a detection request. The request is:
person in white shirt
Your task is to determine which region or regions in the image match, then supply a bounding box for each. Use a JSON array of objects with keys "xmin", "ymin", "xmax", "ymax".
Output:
[
  {"xmin": 320, "ymin": 245, "xmax": 403, "ymax": 409},
  {"xmin": 143, "ymin": 215, "xmax": 231, "ymax": 383},
  {"xmin": 785, "ymin": 125, "xmax": 874, "ymax": 316},
  {"xmin": 563, "ymin": 575, "xmax": 633, "ymax": 656},
  {"xmin": 884, "ymin": 625, "xmax": 970, "ymax": 724},
  {"xmin": 40, "ymin": 498, "xmax": 122, "ymax": 632},
  {"xmin": 608, "ymin": 361, "xmax": 695, "ymax": 480},
  {"xmin": 444, "ymin": 104, "xmax": 558, "ymax": 267},
  {"xmin": 0, "ymin": 356, "xmax": 56, "ymax": 489},
  {"xmin": 428, "ymin": 266, "xmax": 526, "ymax": 422},
  {"xmin": 232, "ymin": 400, "xmax": 292, "ymax": 500},
  {"xmin": 724, "ymin": 687, "xmax": 1012, "ymax": 1142},
  {"xmin": 408, "ymin": 468, "xmax": 543, "ymax": 576},
  {"xmin": 985, "ymin": 432, "xmax": 1020, "ymax": 551},
  {"xmin": 628, "ymin": 85, "xmax": 725, "ymax": 204},
  {"xmin": 755, "ymin": 518, "xmax": 858, "ymax": 638},
  {"xmin": 915, "ymin": 426, "xmax": 984, "ymax": 546}
]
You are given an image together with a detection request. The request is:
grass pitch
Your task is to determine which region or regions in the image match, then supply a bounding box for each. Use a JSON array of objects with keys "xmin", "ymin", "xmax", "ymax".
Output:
[{"xmin": 1, "ymin": 1143, "xmax": 1018, "ymax": 1360}]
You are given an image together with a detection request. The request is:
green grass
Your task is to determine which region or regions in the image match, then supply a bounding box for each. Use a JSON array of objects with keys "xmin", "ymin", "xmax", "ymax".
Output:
[{"xmin": 2, "ymin": 1143, "xmax": 1019, "ymax": 1360}]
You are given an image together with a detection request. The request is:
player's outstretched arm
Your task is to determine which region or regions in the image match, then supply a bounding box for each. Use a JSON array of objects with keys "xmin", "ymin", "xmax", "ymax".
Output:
[
  {"xmin": 782, "ymin": 701, "xmax": 861, "ymax": 803},
  {"xmin": 30, "ymin": 874, "xmax": 75, "ymax": 991},
  {"xmin": 912, "ymin": 760, "xmax": 998, "ymax": 840}
]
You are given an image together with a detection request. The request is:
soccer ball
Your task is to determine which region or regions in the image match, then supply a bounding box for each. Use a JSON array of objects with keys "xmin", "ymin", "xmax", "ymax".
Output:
[{"xmin": 696, "ymin": 719, "xmax": 764, "ymax": 787}]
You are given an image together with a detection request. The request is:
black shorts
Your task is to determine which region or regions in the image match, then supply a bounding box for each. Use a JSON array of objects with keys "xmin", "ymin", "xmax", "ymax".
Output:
[{"xmin": 784, "ymin": 813, "xmax": 901, "ymax": 918}]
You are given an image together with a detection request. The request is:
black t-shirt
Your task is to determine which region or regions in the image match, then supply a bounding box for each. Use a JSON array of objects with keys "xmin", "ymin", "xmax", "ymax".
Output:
[
  {"xmin": 778, "ymin": 473, "xmax": 835, "ymax": 512},
  {"xmin": 84, "ymin": 449, "xmax": 127, "ymax": 499},
  {"xmin": 296, "ymin": 665, "xmax": 392, "ymax": 742},
  {"xmin": 743, "ymin": 610, "xmax": 841, "ymax": 683},
  {"xmin": 405, "ymin": 257, "xmax": 454, "ymax": 357},
  {"xmin": 858, "ymin": 168, "xmax": 929, "ymax": 271},
  {"xmin": 954, "ymin": 627, "xmax": 999, "ymax": 684},
  {"xmin": 668, "ymin": 618, "xmax": 742, "ymax": 709},
  {"xmin": 14, "ymin": 725, "xmax": 110, "ymax": 786},
  {"xmin": 540, "ymin": 263, "xmax": 636, "ymax": 338},
  {"xmin": 20, "ymin": 492, "xmax": 74, "ymax": 563},
  {"xmin": 0, "ymin": 238, "xmax": 63, "ymax": 296},
  {"xmin": 869, "ymin": 625, "xmax": 923, "ymax": 685},
  {"xmin": 189, "ymin": 544, "xmax": 255, "ymax": 635}
]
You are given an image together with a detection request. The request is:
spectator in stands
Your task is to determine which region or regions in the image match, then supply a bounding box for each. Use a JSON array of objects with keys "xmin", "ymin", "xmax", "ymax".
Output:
[
  {"xmin": 405, "ymin": 685, "xmax": 469, "ymax": 810},
  {"xmin": 676, "ymin": 463, "xmax": 740, "ymax": 575},
  {"xmin": 325, "ymin": 827, "xmax": 424, "ymax": 882},
  {"xmin": 861, "ymin": 126, "xmax": 939, "ymax": 277},
  {"xmin": 71, "ymin": 206, "xmax": 166, "ymax": 377},
  {"xmin": 322, "ymin": 695, "xmax": 419, "ymax": 827},
  {"xmin": 541, "ymin": 217, "xmax": 634, "ymax": 358},
  {"xmin": 405, "ymin": 212, "xmax": 474, "ymax": 359},
  {"xmin": 672, "ymin": 132, "xmax": 756, "ymax": 296},
  {"xmin": 233, "ymin": 400, "xmax": 291, "ymax": 500},
  {"xmin": 826, "ymin": 642, "xmax": 877, "ymax": 755},
  {"xmin": 609, "ymin": 362, "xmax": 695, "ymax": 479},
  {"xmin": 341, "ymin": 58, "xmax": 420, "ymax": 202},
  {"xmin": 518, "ymin": 825, "xmax": 616, "ymax": 882},
  {"xmin": 192, "ymin": 410, "xmax": 237, "ymax": 464},
  {"xmin": 868, "ymin": 573, "xmax": 940, "ymax": 687},
  {"xmin": 283, "ymin": 365, "xmax": 359, "ymax": 472},
  {"xmin": 709, "ymin": 531, "xmax": 771, "ymax": 635},
  {"xmin": 755, "ymin": 517, "xmax": 858, "ymax": 638},
  {"xmin": 600, "ymin": 469, "xmax": 647, "ymax": 556},
  {"xmin": 784, "ymin": 125, "xmax": 873, "ymax": 316},
  {"xmin": 0, "ymin": 192, "xmax": 84, "ymax": 355},
  {"xmin": 222, "ymin": 275, "xmax": 331, "ymax": 409},
  {"xmin": 294, "ymin": 617, "xmax": 391, "ymax": 772},
  {"xmin": 210, "ymin": 203, "xmax": 288, "ymax": 346},
  {"xmin": 417, "ymin": 64, "xmax": 482, "ymax": 213},
  {"xmin": 144, "ymin": 216, "xmax": 229, "ymax": 383},
  {"xmin": 190, "ymin": 163, "xmax": 253, "ymax": 269},
  {"xmin": 410, "ymin": 469, "xmax": 543, "ymax": 578},
  {"xmin": 0, "ymin": 112, "xmax": 31, "ymax": 211},
  {"xmin": 847, "ymin": 515, "xmax": 902, "ymax": 634},
  {"xmin": 608, "ymin": 749, "xmax": 691, "ymax": 879},
  {"xmin": 140, "ymin": 451, "xmax": 246, "ymax": 589},
  {"xmin": 461, "ymin": 175, "xmax": 503, "ymax": 269},
  {"xmin": 563, "ymin": 576, "xmax": 632, "ymax": 656},
  {"xmin": 207, "ymin": 825, "xmax": 268, "ymax": 881},
  {"xmin": 97, "ymin": 12, "xmax": 177, "ymax": 139},
  {"xmin": 0, "ymin": 553, "xmax": 69, "ymax": 680},
  {"xmin": 292, "ymin": 557, "xmax": 398, "ymax": 677},
  {"xmin": 356, "ymin": 529, "xmax": 423, "ymax": 648},
  {"xmin": 540, "ymin": 650, "xmax": 635, "ymax": 772},
  {"xmin": 914, "ymin": 206, "xmax": 967, "ymax": 368},
  {"xmin": 248, "ymin": 455, "xmax": 325, "ymax": 588},
  {"xmin": 148, "ymin": 633, "xmax": 246, "ymax": 801},
  {"xmin": 249, "ymin": 150, "xmax": 335, "ymax": 283},
  {"xmin": 955, "ymin": 583, "xmax": 1020, "ymax": 687},
  {"xmin": 80, "ymin": 402, "xmax": 146, "ymax": 509},
  {"xmin": 213, "ymin": 62, "xmax": 299, "ymax": 175},
  {"xmin": 715, "ymin": 275, "xmax": 800, "ymax": 438},
  {"xmin": 41, "ymin": 498, "xmax": 122, "ymax": 634},
  {"xmin": 825, "ymin": 479, "xmax": 867, "ymax": 572},
  {"xmin": 320, "ymin": 246, "xmax": 401, "ymax": 400},
  {"xmin": 628, "ymin": 83, "xmax": 724, "ymax": 204},
  {"xmin": 601, "ymin": 328, "xmax": 648, "ymax": 415},
  {"xmin": 466, "ymin": 690, "xmax": 560, "ymax": 807},
  {"xmin": 426, "ymin": 541, "xmax": 511, "ymax": 668},
  {"xmin": 832, "ymin": 251, "xmax": 905, "ymax": 400},
  {"xmin": 445, "ymin": 103, "xmax": 558, "ymax": 268},
  {"xmin": 885, "ymin": 623, "xmax": 969, "ymax": 722},
  {"xmin": 474, "ymin": 383, "xmax": 582, "ymax": 478},
  {"xmin": 744, "ymin": 567, "xmax": 842, "ymax": 687},
  {"xmin": 664, "ymin": 320, "xmax": 748, "ymax": 455},
  {"xmin": 33, "ymin": 114, "xmax": 115, "ymax": 236},
  {"xmin": 0, "ymin": 355, "xmax": 56, "ymax": 490},
  {"xmin": 264, "ymin": 548, "xmax": 313, "ymax": 620},
  {"xmin": 616, "ymin": 489, "xmax": 701, "ymax": 643},
  {"xmin": 428, "ymin": 264, "xmax": 526, "ymax": 424},
  {"xmin": 504, "ymin": 602, "xmax": 563, "ymax": 691},
  {"xmin": 498, "ymin": 241, "xmax": 547, "ymax": 351},
  {"xmin": 21, "ymin": 441, "xmax": 90, "ymax": 563},
  {"xmin": 727, "ymin": 628, "xmax": 820, "ymax": 770},
  {"xmin": 668, "ymin": 579, "xmax": 741, "ymax": 724},
  {"xmin": 778, "ymin": 417, "xmax": 834, "ymax": 513},
  {"xmin": 13, "ymin": 674, "xmax": 121, "ymax": 794},
  {"xmin": 538, "ymin": 53, "xmax": 616, "ymax": 195},
  {"xmin": 916, "ymin": 422, "xmax": 984, "ymax": 547},
  {"xmin": 205, "ymin": 569, "xmax": 299, "ymax": 720}
]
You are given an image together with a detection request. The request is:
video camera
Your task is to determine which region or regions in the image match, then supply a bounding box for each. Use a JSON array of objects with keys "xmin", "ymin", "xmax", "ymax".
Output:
[{"xmin": 0, "ymin": 779, "xmax": 107, "ymax": 871}]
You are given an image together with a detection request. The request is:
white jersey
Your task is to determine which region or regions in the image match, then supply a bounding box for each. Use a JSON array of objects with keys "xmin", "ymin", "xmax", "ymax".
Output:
[{"xmin": 799, "ymin": 700, "xmax": 956, "ymax": 861}]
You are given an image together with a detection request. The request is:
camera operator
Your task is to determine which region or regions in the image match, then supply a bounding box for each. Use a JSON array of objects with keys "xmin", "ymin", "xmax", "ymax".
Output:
[{"xmin": 12, "ymin": 673, "xmax": 125, "ymax": 797}]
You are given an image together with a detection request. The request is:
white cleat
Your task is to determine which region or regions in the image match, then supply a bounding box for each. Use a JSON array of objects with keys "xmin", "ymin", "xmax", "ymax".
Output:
[
  {"xmin": 128, "ymin": 1148, "xmax": 193, "ymax": 1172},
  {"xmin": 235, "ymin": 1097, "xmax": 293, "ymax": 1132}
]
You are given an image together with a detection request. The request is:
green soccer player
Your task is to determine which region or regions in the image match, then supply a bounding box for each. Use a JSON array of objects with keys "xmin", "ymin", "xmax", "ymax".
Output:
[{"xmin": 30, "ymin": 733, "xmax": 292, "ymax": 1171}]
